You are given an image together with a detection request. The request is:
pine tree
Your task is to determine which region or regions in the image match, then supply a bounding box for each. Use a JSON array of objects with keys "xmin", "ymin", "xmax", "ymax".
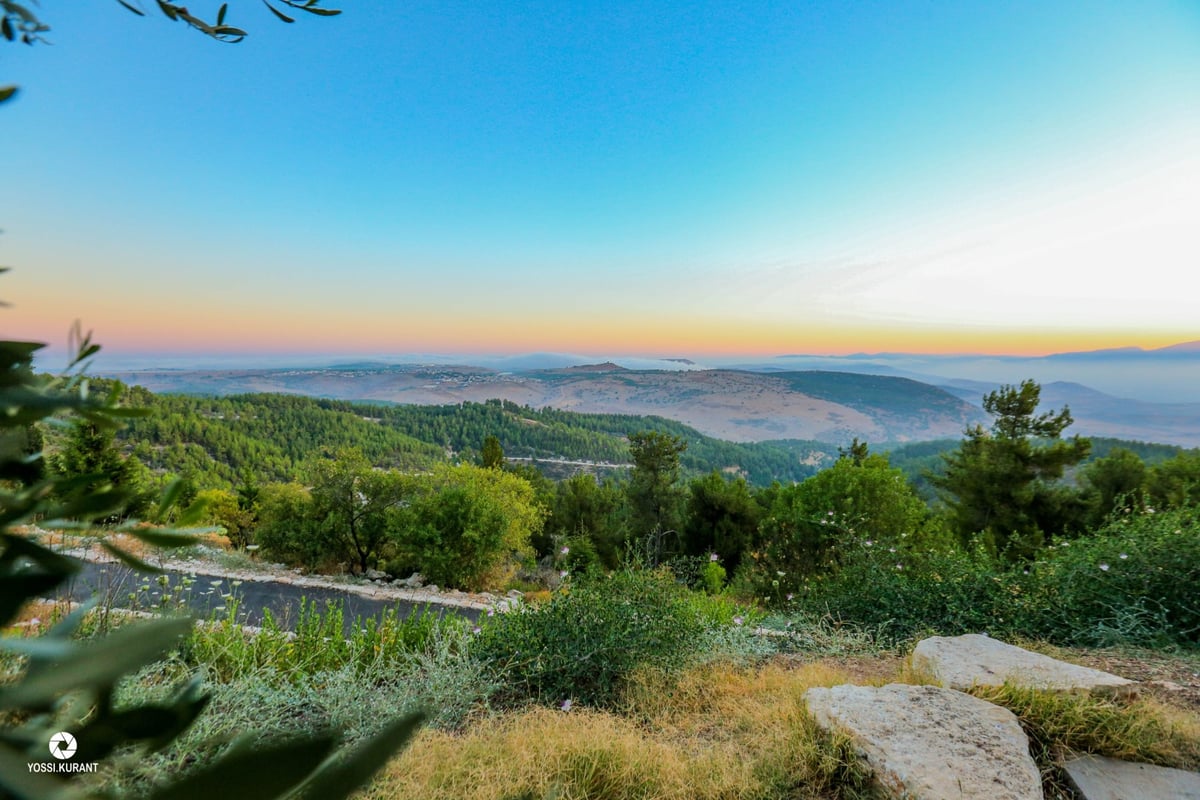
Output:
[
  {"xmin": 480, "ymin": 434, "xmax": 505, "ymax": 468},
  {"xmin": 627, "ymin": 431, "xmax": 688, "ymax": 558},
  {"xmin": 931, "ymin": 380, "xmax": 1089, "ymax": 560},
  {"xmin": 50, "ymin": 418, "xmax": 150, "ymax": 521}
]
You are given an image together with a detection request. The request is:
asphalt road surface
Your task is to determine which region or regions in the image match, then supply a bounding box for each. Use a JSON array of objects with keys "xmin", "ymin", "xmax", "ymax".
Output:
[{"xmin": 55, "ymin": 561, "xmax": 481, "ymax": 632}]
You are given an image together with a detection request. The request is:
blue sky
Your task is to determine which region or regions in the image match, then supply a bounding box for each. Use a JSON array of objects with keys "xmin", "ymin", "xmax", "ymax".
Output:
[{"xmin": 3, "ymin": 1, "xmax": 1199, "ymax": 364}]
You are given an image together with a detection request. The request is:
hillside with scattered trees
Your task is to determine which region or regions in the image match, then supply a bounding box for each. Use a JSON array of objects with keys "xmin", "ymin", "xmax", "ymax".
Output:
[{"xmin": 101, "ymin": 386, "xmax": 837, "ymax": 489}]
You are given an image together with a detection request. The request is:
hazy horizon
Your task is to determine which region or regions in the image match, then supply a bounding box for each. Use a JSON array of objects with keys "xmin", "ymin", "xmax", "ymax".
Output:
[
  {"xmin": 26, "ymin": 336, "xmax": 1197, "ymax": 370},
  {"xmin": 37, "ymin": 336, "xmax": 1192, "ymax": 406}
]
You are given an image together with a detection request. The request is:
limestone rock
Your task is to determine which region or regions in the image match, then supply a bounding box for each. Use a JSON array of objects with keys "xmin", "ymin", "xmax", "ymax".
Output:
[
  {"xmin": 490, "ymin": 595, "xmax": 524, "ymax": 613},
  {"xmin": 912, "ymin": 634, "xmax": 1136, "ymax": 696},
  {"xmin": 1063, "ymin": 754, "xmax": 1200, "ymax": 800},
  {"xmin": 400, "ymin": 572, "xmax": 425, "ymax": 588},
  {"xmin": 804, "ymin": 683, "xmax": 1041, "ymax": 800},
  {"xmin": 364, "ymin": 568, "xmax": 391, "ymax": 582}
]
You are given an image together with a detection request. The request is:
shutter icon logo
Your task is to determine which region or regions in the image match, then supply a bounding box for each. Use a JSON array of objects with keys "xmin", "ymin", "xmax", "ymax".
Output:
[{"xmin": 49, "ymin": 732, "xmax": 78, "ymax": 760}]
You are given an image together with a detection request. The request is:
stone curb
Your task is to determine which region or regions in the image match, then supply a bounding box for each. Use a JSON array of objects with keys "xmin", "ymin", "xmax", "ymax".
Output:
[{"xmin": 54, "ymin": 543, "xmax": 498, "ymax": 612}]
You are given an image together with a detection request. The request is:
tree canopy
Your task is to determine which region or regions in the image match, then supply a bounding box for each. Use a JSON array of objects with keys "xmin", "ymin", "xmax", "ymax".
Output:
[
  {"xmin": 931, "ymin": 379, "xmax": 1090, "ymax": 560},
  {"xmin": 757, "ymin": 452, "xmax": 932, "ymax": 587},
  {"xmin": 626, "ymin": 430, "xmax": 688, "ymax": 544}
]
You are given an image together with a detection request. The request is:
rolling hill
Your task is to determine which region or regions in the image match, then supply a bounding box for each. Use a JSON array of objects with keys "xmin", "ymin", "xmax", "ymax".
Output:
[
  {"xmin": 105, "ymin": 365, "xmax": 989, "ymax": 446},
  {"xmin": 109, "ymin": 390, "xmax": 839, "ymax": 487}
]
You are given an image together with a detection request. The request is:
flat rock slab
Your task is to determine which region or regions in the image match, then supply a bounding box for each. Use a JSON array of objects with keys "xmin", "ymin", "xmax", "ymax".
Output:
[
  {"xmin": 1063, "ymin": 754, "xmax": 1200, "ymax": 800},
  {"xmin": 804, "ymin": 683, "xmax": 1041, "ymax": 800},
  {"xmin": 912, "ymin": 634, "xmax": 1135, "ymax": 696}
]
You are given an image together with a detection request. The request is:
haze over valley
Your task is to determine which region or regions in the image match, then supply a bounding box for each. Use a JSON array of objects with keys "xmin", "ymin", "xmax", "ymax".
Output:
[{"xmin": 105, "ymin": 339, "xmax": 1200, "ymax": 448}]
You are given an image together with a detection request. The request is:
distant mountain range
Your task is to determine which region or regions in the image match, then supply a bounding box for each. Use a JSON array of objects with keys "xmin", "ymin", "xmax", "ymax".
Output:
[
  {"xmin": 90, "ymin": 340, "xmax": 1199, "ymax": 404},
  {"xmin": 104, "ymin": 357, "xmax": 1200, "ymax": 448},
  {"xmin": 724, "ymin": 341, "xmax": 1200, "ymax": 404}
]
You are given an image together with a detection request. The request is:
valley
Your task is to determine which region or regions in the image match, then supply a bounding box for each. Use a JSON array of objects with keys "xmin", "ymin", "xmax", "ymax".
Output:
[{"xmin": 106, "ymin": 361, "xmax": 1200, "ymax": 448}]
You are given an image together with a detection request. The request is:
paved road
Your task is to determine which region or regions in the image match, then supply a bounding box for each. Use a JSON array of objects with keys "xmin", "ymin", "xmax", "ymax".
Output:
[{"xmin": 57, "ymin": 561, "xmax": 480, "ymax": 633}]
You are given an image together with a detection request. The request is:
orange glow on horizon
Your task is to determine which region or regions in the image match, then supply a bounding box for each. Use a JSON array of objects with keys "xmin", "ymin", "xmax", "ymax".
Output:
[
  {"xmin": 5, "ymin": 294, "xmax": 1193, "ymax": 361},
  {"xmin": 15, "ymin": 322, "xmax": 1193, "ymax": 362}
]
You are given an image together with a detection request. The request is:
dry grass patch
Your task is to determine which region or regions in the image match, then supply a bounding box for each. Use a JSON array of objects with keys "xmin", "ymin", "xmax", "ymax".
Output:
[
  {"xmin": 971, "ymin": 683, "xmax": 1200, "ymax": 770},
  {"xmin": 366, "ymin": 652, "xmax": 1199, "ymax": 800},
  {"xmin": 969, "ymin": 682, "xmax": 1200, "ymax": 799},
  {"xmin": 368, "ymin": 660, "xmax": 875, "ymax": 800}
]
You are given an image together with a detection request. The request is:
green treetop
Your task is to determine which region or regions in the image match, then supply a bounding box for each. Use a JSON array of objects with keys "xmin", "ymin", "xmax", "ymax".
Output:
[
  {"xmin": 931, "ymin": 379, "xmax": 1090, "ymax": 560},
  {"xmin": 626, "ymin": 430, "xmax": 688, "ymax": 547}
]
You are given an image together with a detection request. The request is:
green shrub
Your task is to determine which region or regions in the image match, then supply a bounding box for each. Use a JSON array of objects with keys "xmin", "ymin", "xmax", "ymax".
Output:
[
  {"xmin": 1018, "ymin": 507, "xmax": 1200, "ymax": 646},
  {"xmin": 683, "ymin": 589, "xmax": 760, "ymax": 629},
  {"xmin": 783, "ymin": 506, "xmax": 1200, "ymax": 648},
  {"xmin": 692, "ymin": 621, "xmax": 777, "ymax": 664},
  {"xmin": 194, "ymin": 487, "xmax": 255, "ymax": 549},
  {"xmin": 474, "ymin": 567, "xmax": 708, "ymax": 708},
  {"xmin": 699, "ymin": 559, "xmax": 727, "ymax": 595},
  {"xmin": 184, "ymin": 598, "xmax": 464, "ymax": 683},
  {"xmin": 106, "ymin": 625, "xmax": 493, "ymax": 792},
  {"xmin": 253, "ymin": 481, "xmax": 321, "ymax": 567},
  {"xmin": 752, "ymin": 455, "xmax": 935, "ymax": 594},
  {"xmin": 678, "ymin": 589, "xmax": 771, "ymax": 664},
  {"xmin": 558, "ymin": 534, "xmax": 602, "ymax": 575},
  {"xmin": 790, "ymin": 539, "xmax": 1015, "ymax": 643},
  {"xmin": 398, "ymin": 463, "xmax": 543, "ymax": 590}
]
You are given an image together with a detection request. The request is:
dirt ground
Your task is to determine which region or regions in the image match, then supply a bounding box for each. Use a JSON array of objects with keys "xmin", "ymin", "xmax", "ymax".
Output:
[
  {"xmin": 1049, "ymin": 644, "xmax": 1200, "ymax": 712},
  {"xmin": 776, "ymin": 653, "xmax": 908, "ymax": 685}
]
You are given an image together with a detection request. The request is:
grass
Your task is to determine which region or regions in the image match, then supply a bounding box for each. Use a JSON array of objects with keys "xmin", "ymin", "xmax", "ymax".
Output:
[
  {"xmin": 758, "ymin": 612, "xmax": 898, "ymax": 658},
  {"xmin": 974, "ymin": 683, "xmax": 1200, "ymax": 767},
  {"xmin": 969, "ymin": 683, "xmax": 1200, "ymax": 799},
  {"xmin": 182, "ymin": 597, "xmax": 460, "ymax": 684},
  {"xmin": 202, "ymin": 543, "xmax": 271, "ymax": 572},
  {"xmin": 88, "ymin": 606, "xmax": 495, "ymax": 793},
  {"xmin": 369, "ymin": 660, "xmax": 879, "ymax": 800}
]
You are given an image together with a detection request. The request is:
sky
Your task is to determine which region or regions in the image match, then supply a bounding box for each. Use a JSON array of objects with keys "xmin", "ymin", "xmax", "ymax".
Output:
[{"xmin": 3, "ymin": 1, "xmax": 1199, "ymax": 367}]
